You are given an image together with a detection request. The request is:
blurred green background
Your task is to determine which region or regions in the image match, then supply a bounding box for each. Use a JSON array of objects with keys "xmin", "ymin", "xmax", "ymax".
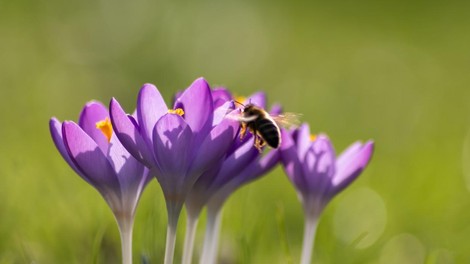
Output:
[{"xmin": 1, "ymin": 0, "xmax": 470, "ymax": 263}]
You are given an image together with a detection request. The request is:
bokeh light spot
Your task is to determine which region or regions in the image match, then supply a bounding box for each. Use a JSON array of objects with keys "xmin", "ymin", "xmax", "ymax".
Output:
[
  {"xmin": 333, "ymin": 187, "xmax": 387, "ymax": 249},
  {"xmin": 379, "ymin": 233, "xmax": 425, "ymax": 264},
  {"xmin": 428, "ymin": 248, "xmax": 455, "ymax": 264}
]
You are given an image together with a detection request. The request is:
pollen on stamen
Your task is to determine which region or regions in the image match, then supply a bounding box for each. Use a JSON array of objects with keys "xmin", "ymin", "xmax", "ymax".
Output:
[
  {"xmin": 234, "ymin": 95, "xmax": 247, "ymax": 104},
  {"xmin": 96, "ymin": 117, "xmax": 113, "ymax": 142},
  {"xmin": 168, "ymin": 108, "xmax": 185, "ymax": 116},
  {"xmin": 310, "ymin": 134, "xmax": 317, "ymax": 142}
]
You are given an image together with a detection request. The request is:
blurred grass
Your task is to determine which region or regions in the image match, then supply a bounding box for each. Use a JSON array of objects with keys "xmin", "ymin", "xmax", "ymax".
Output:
[{"xmin": 1, "ymin": 0, "xmax": 470, "ymax": 263}]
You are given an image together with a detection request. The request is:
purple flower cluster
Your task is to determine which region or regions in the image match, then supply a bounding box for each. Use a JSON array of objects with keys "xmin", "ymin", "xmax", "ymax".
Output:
[{"xmin": 50, "ymin": 77, "xmax": 374, "ymax": 264}]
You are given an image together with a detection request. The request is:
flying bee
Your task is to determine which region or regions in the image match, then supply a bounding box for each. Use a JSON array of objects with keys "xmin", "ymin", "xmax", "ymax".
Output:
[{"xmin": 230, "ymin": 101, "xmax": 300, "ymax": 152}]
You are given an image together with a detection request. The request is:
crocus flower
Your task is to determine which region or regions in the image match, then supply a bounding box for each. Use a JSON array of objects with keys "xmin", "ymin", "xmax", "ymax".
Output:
[
  {"xmin": 49, "ymin": 102, "xmax": 151, "ymax": 264},
  {"xmin": 280, "ymin": 123, "xmax": 374, "ymax": 264},
  {"xmin": 109, "ymin": 78, "xmax": 239, "ymax": 264},
  {"xmin": 181, "ymin": 90, "xmax": 281, "ymax": 264}
]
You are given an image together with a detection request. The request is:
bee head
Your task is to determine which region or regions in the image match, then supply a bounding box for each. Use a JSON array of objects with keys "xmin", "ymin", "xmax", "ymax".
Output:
[{"xmin": 243, "ymin": 104, "xmax": 261, "ymax": 116}]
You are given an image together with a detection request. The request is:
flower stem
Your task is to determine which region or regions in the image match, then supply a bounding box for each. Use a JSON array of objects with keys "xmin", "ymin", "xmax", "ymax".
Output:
[
  {"xmin": 164, "ymin": 202, "xmax": 183, "ymax": 264},
  {"xmin": 182, "ymin": 212, "xmax": 199, "ymax": 264},
  {"xmin": 116, "ymin": 215, "xmax": 134, "ymax": 264},
  {"xmin": 200, "ymin": 205, "xmax": 223, "ymax": 264},
  {"xmin": 300, "ymin": 213, "xmax": 319, "ymax": 264}
]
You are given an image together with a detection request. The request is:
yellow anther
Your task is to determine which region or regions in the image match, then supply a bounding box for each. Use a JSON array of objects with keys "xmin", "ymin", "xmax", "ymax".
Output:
[
  {"xmin": 168, "ymin": 108, "xmax": 185, "ymax": 116},
  {"xmin": 234, "ymin": 95, "xmax": 247, "ymax": 105},
  {"xmin": 310, "ymin": 134, "xmax": 317, "ymax": 142},
  {"xmin": 96, "ymin": 117, "xmax": 113, "ymax": 143}
]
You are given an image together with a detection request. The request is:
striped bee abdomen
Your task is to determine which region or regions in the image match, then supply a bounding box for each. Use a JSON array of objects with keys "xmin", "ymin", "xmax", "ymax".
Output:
[{"xmin": 256, "ymin": 118, "xmax": 281, "ymax": 148}]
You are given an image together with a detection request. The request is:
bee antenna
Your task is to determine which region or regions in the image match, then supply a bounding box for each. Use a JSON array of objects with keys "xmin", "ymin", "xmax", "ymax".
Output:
[{"xmin": 233, "ymin": 100, "xmax": 245, "ymax": 107}]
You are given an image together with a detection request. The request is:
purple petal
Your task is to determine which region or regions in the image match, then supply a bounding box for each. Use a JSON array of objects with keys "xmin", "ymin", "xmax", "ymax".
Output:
[
  {"xmin": 137, "ymin": 83, "xmax": 168, "ymax": 144},
  {"xmin": 212, "ymin": 87, "xmax": 232, "ymax": 109},
  {"xmin": 280, "ymin": 129, "xmax": 308, "ymax": 193},
  {"xmin": 303, "ymin": 135, "xmax": 336, "ymax": 193},
  {"xmin": 107, "ymin": 133, "xmax": 150, "ymax": 194},
  {"xmin": 174, "ymin": 78, "xmax": 214, "ymax": 136},
  {"xmin": 336, "ymin": 141, "xmax": 363, "ymax": 169},
  {"xmin": 172, "ymin": 90, "xmax": 184, "ymax": 106},
  {"xmin": 332, "ymin": 141, "xmax": 374, "ymax": 194},
  {"xmin": 153, "ymin": 114, "xmax": 193, "ymax": 188},
  {"xmin": 243, "ymin": 149, "xmax": 280, "ymax": 183},
  {"xmin": 296, "ymin": 123, "xmax": 312, "ymax": 160},
  {"xmin": 213, "ymin": 137, "xmax": 259, "ymax": 187},
  {"xmin": 110, "ymin": 98, "xmax": 155, "ymax": 167},
  {"xmin": 208, "ymin": 150, "xmax": 280, "ymax": 207},
  {"xmin": 246, "ymin": 91, "xmax": 266, "ymax": 108},
  {"xmin": 190, "ymin": 160, "xmax": 224, "ymax": 198},
  {"xmin": 269, "ymin": 104, "xmax": 283, "ymax": 116},
  {"xmin": 212, "ymin": 101, "xmax": 236, "ymax": 126},
  {"xmin": 78, "ymin": 102, "xmax": 109, "ymax": 154},
  {"xmin": 219, "ymin": 148, "xmax": 280, "ymax": 196},
  {"xmin": 190, "ymin": 116, "xmax": 240, "ymax": 177},
  {"xmin": 62, "ymin": 121, "xmax": 120, "ymax": 193},
  {"xmin": 49, "ymin": 118, "xmax": 85, "ymax": 179}
]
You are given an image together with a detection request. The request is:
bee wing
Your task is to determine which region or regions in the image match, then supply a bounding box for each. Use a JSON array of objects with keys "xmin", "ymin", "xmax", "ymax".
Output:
[{"xmin": 271, "ymin": 112, "xmax": 302, "ymax": 128}]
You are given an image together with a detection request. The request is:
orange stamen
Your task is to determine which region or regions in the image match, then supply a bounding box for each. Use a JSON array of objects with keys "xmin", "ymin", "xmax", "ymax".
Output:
[
  {"xmin": 234, "ymin": 95, "xmax": 247, "ymax": 104},
  {"xmin": 96, "ymin": 117, "xmax": 113, "ymax": 142},
  {"xmin": 168, "ymin": 108, "xmax": 185, "ymax": 116},
  {"xmin": 310, "ymin": 134, "xmax": 317, "ymax": 142}
]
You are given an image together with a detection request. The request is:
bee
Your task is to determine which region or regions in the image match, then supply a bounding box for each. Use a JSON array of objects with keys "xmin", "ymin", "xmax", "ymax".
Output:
[{"xmin": 232, "ymin": 102, "xmax": 300, "ymax": 152}]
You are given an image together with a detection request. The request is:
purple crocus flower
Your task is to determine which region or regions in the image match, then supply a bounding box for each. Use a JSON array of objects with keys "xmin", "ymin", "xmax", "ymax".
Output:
[
  {"xmin": 109, "ymin": 78, "xmax": 239, "ymax": 264},
  {"xmin": 280, "ymin": 123, "xmax": 374, "ymax": 264},
  {"xmin": 49, "ymin": 101, "xmax": 151, "ymax": 264},
  {"xmin": 181, "ymin": 90, "xmax": 281, "ymax": 264}
]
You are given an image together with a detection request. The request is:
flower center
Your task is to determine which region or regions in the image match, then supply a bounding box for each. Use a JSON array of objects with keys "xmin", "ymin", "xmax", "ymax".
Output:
[
  {"xmin": 168, "ymin": 108, "xmax": 185, "ymax": 116},
  {"xmin": 96, "ymin": 117, "xmax": 113, "ymax": 142},
  {"xmin": 310, "ymin": 134, "xmax": 317, "ymax": 141}
]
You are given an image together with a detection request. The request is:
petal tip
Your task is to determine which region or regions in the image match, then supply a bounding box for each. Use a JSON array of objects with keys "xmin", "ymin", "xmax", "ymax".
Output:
[
  {"xmin": 269, "ymin": 103, "xmax": 283, "ymax": 115},
  {"xmin": 50, "ymin": 117, "xmax": 60, "ymax": 124},
  {"xmin": 84, "ymin": 100, "xmax": 106, "ymax": 109},
  {"xmin": 316, "ymin": 133, "xmax": 329, "ymax": 141},
  {"xmin": 190, "ymin": 77, "xmax": 210, "ymax": 90},
  {"xmin": 138, "ymin": 83, "xmax": 159, "ymax": 100},
  {"xmin": 62, "ymin": 120, "xmax": 76, "ymax": 130},
  {"xmin": 109, "ymin": 97, "xmax": 121, "ymax": 110},
  {"xmin": 49, "ymin": 118, "xmax": 62, "ymax": 139},
  {"xmin": 280, "ymin": 129, "xmax": 294, "ymax": 150},
  {"xmin": 362, "ymin": 141, "xmax": 375, "ymax": 161},
  {"xmin": 142, "ymin": 83, "xmax": 157, "ymax": 89}
]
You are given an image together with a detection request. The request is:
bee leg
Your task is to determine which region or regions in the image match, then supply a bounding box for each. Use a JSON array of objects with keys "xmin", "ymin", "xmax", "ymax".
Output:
[
  {"xmin": 240, "ymin": 123, "xmax": 247, "ymax": 140},
  {"xmin": 254, "ymin": 134, "xmax": 264, "ymax": 153}
]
